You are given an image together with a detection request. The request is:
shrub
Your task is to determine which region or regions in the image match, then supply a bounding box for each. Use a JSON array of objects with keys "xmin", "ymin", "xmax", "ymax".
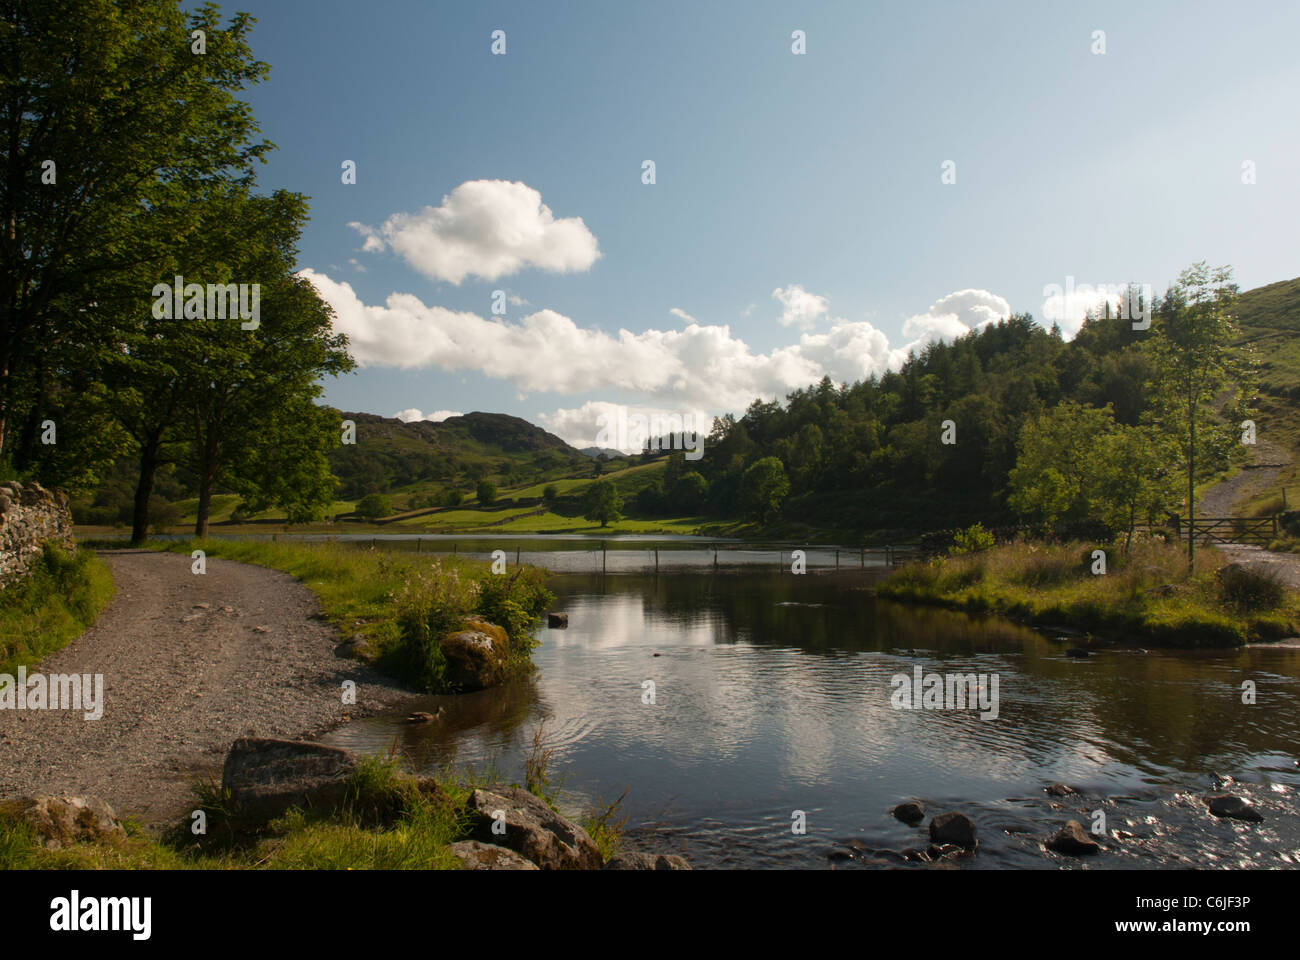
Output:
[
  {"xmin": 949, "ymin": 522, "xmax": 994, "ymax": 556},
  {"xmin": 542, "ymin": 484, "xmax": 559, "ymax": 502},
  {"xmin": 476, "ymin": 480, "xmax": 497, "ymax": 506},
  {"xmin": 1217, "ymin": 563, "xmax": 1286, "ymax": 612},
  {"xmin": 356, "ymin": 493, "xmax": 393, "ymax": 519}
]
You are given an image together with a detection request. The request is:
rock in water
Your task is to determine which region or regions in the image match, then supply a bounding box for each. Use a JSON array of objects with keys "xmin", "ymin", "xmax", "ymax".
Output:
[
  {"xmin": 1046, "ymin": 820, "xmax": 1100, "ymax": 856},
  {"xmin": 892, "ymin": 799, "xmax": 926, "ymax": 824},
  {"xmin": 221, "ymin": 737, "xmax": 358, "ymax": 822},
  {"xmin": 1045, "ymin": 783, "xmax": 1076, "ymax": 797},
  {"xmin": 19, "ymin": 795, "xmax": 127, "ymax": 849},
  {"xmin": 467, "ymin": 786, "xmax": 603, "ymax": 869},
  {"xmin": 547, "ymin": 612, "xmax": 568, "ymax": 628},
  {"xmin": 450, "ymin": 840, "xmax": 539, "ymax": 870},
  {"xmin": 440, "ymin": 619, "xmax": 510, "ymax": 691},
  {"xmin": 1206, "ymin": 795, "xmax": 1264, "ymax": 822},
  {"xmin": 929, "ymin": 811, "xmax": 977, "ymax": 848},
  {"xmin": 603, "ymin": 852, "xmax": 692, "ymax": 870}
]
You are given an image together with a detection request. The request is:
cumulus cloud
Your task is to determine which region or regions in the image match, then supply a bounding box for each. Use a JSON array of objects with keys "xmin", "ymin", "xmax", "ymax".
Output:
[
  {"xmin": 348, "ymin": 180, "xmax": 600, "ymax": 285},
  {"xmin": 393, "ymin": 408, "xmax": 462, "ymax": 423},
  {"xmin": 772, "ymin": 284, "xmax": 829, "ymax": 329},
  {"xmin": 303, "ymin": 269, "xmax": 1012, "ymax": 420},
  {"xmin": 537, "ymin": 400, "xmax": 713, "ymax": 452}
]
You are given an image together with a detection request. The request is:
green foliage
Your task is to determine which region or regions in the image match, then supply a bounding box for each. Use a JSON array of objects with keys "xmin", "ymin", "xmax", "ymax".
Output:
[
  {"xmin": 0, "ymin": 543, "xmax": 114, "ymax": 672},
  {"xmin": 1217, "ymin": 563, "xmax": 1286, "ymax": 613},
  {"xmin": 582, "ymin": 478, "xmax": 624, "ymax": 527},
  {"xmin": 542, "ymin": 483, "xmax": 559, "ymax": 501},
  {"xmin": 356, "ymin": 493, "xmax": 393, "ymax": 520},
  {"xmin": 476, "ymin": 479, "xmax": 497, "ymax": 506},
  {"xmin": 740, "ymin": 457, "xmax": 790, "ymax": 523},
  {"xmin": 475, "ymin": 567, "xmax": 554, "ymax": 662},
  {"xmin": 949, "ymin": 522, "xmax": 994, "ymax": 556}
]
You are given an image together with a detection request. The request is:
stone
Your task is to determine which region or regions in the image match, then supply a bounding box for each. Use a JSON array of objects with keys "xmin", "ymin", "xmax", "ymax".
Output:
[
  {"xmin": 928, "ymin": 811, "xmax": 977, "ymax": 848},
  {"xmin": 221, "ymin": 737, "xmax": 358, "ymax": 822},
  {"xmin": 603, "ymin": 851, "xmax": 692, "ymax": 870},
  {"xmin": 1206, "ymin": 795, "xmax": 1264, "ymax": 822},
  {"xmin": 547, "ymin": 612, "xmax": 569, "ymax": 628},
  {"xmin": 18, "ymin": 795, "xmax": 126, "ymax": 849},
  {"xmin": 1045, "ymin": 783, "xmax": 1076, "ymax": 797},
  {"xmin": 892, "ymin": 799, "xmax": 926, "ymax": 824},
  {"xmin": 467, "ymin": 786, "xmax": 602, "ymax": 870},
  {"xmin": 440, "ymin": 620, "xmax": 510, "ymax": 691},
  {"xmin": 450, "ymin": 840, "xmax": 539, "ymax": 870},
  {"xmin": 1046, "ymin": 820, "xmax": 1100, "ymax": 855}
]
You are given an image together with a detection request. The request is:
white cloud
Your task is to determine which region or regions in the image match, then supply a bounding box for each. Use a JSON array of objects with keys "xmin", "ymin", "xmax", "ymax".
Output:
[
  {"xmin": 1040, "ymin": 287, "xmax": 1124, "ymax": 340},
  {"xmin": 349, "ymin": 180, "xmax": 600, "ymax": 284},
  {"xmin": 772, "ymin": 284, "xmax": 829, "ymax": 329},
  {"xmin": 393, "ymin": 408, "xmax": 462, "ymax": 423},
  {"xmin": 537, "ymin": 400, "xmax": 713, "ymax": 452},
  {"xmin": 304, "ymin": 269, "xmax": 1012, "ymax": 420},
  {"xmin": 669, "ymin": 307, "xmax": 697, "ymax": 324}
]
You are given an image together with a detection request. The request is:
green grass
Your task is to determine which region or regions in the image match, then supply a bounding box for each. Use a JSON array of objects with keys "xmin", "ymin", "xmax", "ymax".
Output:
[
  {"xmin": 0, "ymin": 543, "xmax": 114, "ymax": 673},
  {"xmin": 879, "ymin": 536, "xmax": 1299, "ymax": 647},
  {"xmin": 0, "ymin": 742, "xmax": 625, "ymax": 870}
]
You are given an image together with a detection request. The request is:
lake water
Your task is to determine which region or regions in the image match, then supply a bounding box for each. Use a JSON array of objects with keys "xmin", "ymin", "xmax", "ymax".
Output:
[{"xmin": 316, "ymin": 555, "xmax": 1300, "ymax": 869}]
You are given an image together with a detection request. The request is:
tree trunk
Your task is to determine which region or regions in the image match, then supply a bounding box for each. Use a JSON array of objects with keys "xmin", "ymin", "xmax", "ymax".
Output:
[
  {"xmin": 131, "ymin": 439, "xmax": 161, "ymax": 545},
  {"xmin": 1187, "ymin": 402, "xmax": 1196, "ymax": 569},
  {"xmin": 195, "ymin": 472, "xmax": 214, "ymax": 539}
]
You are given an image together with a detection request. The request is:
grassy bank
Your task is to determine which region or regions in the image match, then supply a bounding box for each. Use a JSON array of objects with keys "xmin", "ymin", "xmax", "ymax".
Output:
[
  {"xmin": 878, "ymin": 537, "xmax": 1299, "ymax": 647},
  {"xmin": 116, "ymin": 538, "xmax": 554, "ymax": 693},
  {"xmin": 0, "ymin": 543, "xmax": 114, "ymax": 673},
  {"xmin": 0, "ymin": 749, "xmax": 624, "ymax": 870}
]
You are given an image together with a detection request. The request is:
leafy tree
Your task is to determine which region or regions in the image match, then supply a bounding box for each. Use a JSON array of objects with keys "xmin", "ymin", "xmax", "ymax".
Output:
[
  {"xmin": 740, "ymin": 457, "xmax": 789, "ymax": 523},
  {"xmin": 1007, "ymin": 401, "xmax": 1117, "ymax": 527},
  {"xmin": 1144, "ymin": 262, "xmax": 1252, "ymax": 565},
  {"xmin": 356, "ymin": 493, "xmax": 392, "ymax": 519},
  {"xmin": 583, "ymin": 478, "xmax": 623, "ymax": 527},
  {"xmin": 0, "ymin": 0, "xmax": 271, "ymax": 471},
  {"xmin": 476, "ymin": 479, "xmax": 497, "ymax": 505},
  {"xmin": 542, "ymin": 483, "xmax": 559, "ymax": 501},
  {"xmin": 668, "ymin": 470, "xmax": 708, "ymax": 513}
]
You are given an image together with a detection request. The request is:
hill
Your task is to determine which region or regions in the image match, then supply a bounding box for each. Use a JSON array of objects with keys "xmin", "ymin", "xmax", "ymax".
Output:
[{"xmin": 1234, "ymin": 275, "xmax": 1300, "ymax": 400}]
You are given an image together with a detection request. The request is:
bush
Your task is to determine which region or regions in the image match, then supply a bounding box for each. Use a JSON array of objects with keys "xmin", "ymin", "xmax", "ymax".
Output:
[
  {"xmin": 476, "ymin": 480, "xmax": 497, "ymax": 506},
  {"xmin": 542, "ymin": 484, "xmax": 558, "ymax": 502},
  {"xmin": 356, "ymin": 493, "xmax": 393, "ymax": 519},
  {"xmin": 1217, "ymin": 563, "xmax": 1286, "ymax": 612},
  {"xmin": 0, "ymin": 543, "xmax": 113, "ymax": 672},
  {"xmin": 949, "ymin": 522, "xmax": 994, "ymax": 556},
  {"xmin": 442, "ymin": 489, "xmax": 464, "ymax": 508}
]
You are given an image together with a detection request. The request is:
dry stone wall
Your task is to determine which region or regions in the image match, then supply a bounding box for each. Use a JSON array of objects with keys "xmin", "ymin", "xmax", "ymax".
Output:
[{"xmin": 0, "ymin": 480, "xmax": 76, "ymax": 587}]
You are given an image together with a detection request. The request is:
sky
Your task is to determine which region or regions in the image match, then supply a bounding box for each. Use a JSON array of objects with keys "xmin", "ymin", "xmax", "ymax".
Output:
[{"xmin": 218, "ymin": 0, "xmax": 1300, "ymax": 449}]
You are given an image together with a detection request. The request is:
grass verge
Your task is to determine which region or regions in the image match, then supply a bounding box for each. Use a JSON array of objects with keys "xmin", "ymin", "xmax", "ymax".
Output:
[
  {"xmin": 878, "ymin": 536, "xmax": 1299, "ymax": 647},
  {"xmin": 0, "ymin": 543, "xmax": 114, "ymax": 673}
]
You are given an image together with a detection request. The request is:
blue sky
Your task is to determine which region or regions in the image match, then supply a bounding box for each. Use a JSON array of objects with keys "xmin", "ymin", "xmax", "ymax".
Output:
[{"xmin": 223, "ymin": 0, "xmax": 1300, "ymax": 447}]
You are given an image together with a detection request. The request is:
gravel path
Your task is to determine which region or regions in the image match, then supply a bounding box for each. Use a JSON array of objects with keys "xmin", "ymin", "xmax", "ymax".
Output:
[{"xmin": 0, "ymin": 550, "xmax": 419, "ymax": 826}]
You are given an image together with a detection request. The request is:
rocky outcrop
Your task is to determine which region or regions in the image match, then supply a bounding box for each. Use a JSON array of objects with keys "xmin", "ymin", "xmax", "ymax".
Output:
[
  {"xmin": 17, "ymin": 795, "xmax": 126, "ymax": 849},
  {"xmin": 892, "ymin": 799, "xmax": 925, "ymax": 824},
  {"xmin": 467, "ymin": 786, "xmax": 603, "ymax": 870},
  {"xmin": 1206, "ymin": 794, "xmax": 1264, "ymax": 822},
  {"xmin": 1046, "ymin": 820, "xmax": 1101, "ymax": 855},
  {"xmin": 0, "ymin": 480, "xmax": 75, "ymax": 587},
  {"xmin": 450, "ymin": 840, "xmax": 540, "ymax": 870},
  {"xmin": 547, "ymin": 613, "xmax": 568, "ymax": 628},
  {"xmin": 440, "ymin": 618, "xmax": 510, "ymax": 691},
  {"xmin": 929, "ymin": 811, "xmax": 977, "ymax": 848},
  {"xmin": 221, "ymin": 737, "xmax": 358, "ymax": 821},
  {"xmin": 603, "ymin": 852, "xmax": 691, "ymax": 870}
]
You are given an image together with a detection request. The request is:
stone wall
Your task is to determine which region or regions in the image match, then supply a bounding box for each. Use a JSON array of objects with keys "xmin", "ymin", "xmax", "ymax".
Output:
[{"xmin": 0, "ymin": 480, "xmax": 76, "ymax": 588}]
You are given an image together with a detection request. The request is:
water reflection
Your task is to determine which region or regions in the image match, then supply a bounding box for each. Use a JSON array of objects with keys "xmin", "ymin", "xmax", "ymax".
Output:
[{"xmin": 323, "ymin": 569, "xmax": 1300, "ymax": 868}]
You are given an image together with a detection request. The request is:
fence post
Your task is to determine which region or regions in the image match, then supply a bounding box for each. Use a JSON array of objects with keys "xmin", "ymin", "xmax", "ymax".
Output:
[
  {"xmin": 417, "ymin": 538, "xmax": 421, "ymax": 553},
  {"xmin": 516, "ymin": 547, "xmax": 520, "ymax": 566},
  {"xmin": 603, "ymin": 541, "xmax": 607, "ymax": 574},
  {"xmin": 860, "ymin": 547, "xmax": 864, "ymax": 568},
  {"xmin": 655, "ymin": 548, "xmax": 659, "ymax": 573}
]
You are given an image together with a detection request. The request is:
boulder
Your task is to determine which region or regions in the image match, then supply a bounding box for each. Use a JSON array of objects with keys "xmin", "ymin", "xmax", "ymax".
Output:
[
  {"xmin": 928, "ymin": 811, "xmax": 977, "ymax": 849},
  {"xmin": 603, "ymin": 851, "xmax": 691, "ymax": 870},
  {"xmin": 18, "ymin": 795, "xmax": 126, "ymax": 849},
  {"xmin": 221, "ymin": 737, "xmax": 358, "ymax": 821},
  {"xmin": 1044, "ymin": 783, "xmax": 1076, "ymax": 797},
  {"xmin": 892, "ymin": 799, "xmax": 926, "ymax": 824},
  {"xmin": 467, "ymin": 786, "xmax": 602, "ymax": 870},
  {"xmin": 1206, "ymin": 795, "xmax": 1264, "ymax": 822},
  {"xmin": 1046, "ymin": 820, "xmax": 1100, "ymax": 855},
  {"xmin": 547, "ymin": 612, "xmax": 569, "ymax": 628},
  {"xmin": 450, "ymin": 840, "xmax": 539, "ymax": 870},
  {"xmin": 440, "ymin": 620, "xmax": 510, "ymax": 691}
]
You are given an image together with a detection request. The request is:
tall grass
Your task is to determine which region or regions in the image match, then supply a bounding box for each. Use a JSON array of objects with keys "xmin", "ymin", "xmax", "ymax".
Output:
[
  {"xmin": 880, "ymin": 535, "xmax": 1298, "ymax": 647},
  {"xmin": 0, "ymin": 543, "xmax": 114, "ymax": 672}
]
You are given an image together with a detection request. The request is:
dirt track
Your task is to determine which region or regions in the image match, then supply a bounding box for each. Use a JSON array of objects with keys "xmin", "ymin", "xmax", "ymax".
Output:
[{"xmin": 0, "ymin": 550, "xmax": 417, "ymax": 826}]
